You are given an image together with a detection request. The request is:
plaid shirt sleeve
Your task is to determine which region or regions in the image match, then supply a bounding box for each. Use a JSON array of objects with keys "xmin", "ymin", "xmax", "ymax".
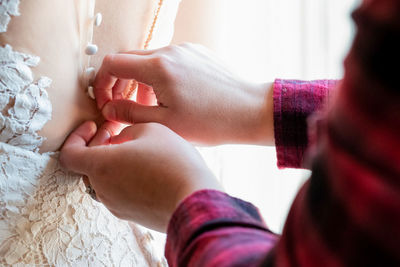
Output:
[
  {"xmin": 165, "ymin": 0, "xmax": 400, "ymax": 266},
  {"xmin": 273, "ymin": 79, "xmax": 338, "ymax": 169},
  {"xmin": 165, "ymin": 190, "xmax": 279, "ymax": 267}
]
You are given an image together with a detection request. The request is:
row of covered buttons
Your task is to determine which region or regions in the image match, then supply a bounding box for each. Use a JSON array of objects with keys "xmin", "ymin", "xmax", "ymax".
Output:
[{"xmin": 85, "ymin": 12, "xmax": 102, "ymax": 99}]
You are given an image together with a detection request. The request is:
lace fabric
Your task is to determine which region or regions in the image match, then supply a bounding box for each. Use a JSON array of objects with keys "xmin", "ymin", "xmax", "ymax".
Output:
[
  {"xmin": 0, "ymin": 44, "xmax": 52, "ymax": 152},
  {"xmin": 0, "ymin": 0, "xmax": 19, "ymax": 33},
  {"xmin": 0, "ymin": 1, "xmax": 165, "ymax": 266},
  {"xmin": 0, "ymin": 143, "xmax": 163, "ymax": 266}
]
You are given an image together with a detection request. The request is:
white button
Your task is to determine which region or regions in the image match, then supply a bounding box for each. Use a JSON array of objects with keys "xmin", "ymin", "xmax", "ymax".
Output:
[
  {"xmin": 88, "ymin": 86, "xmax": 96, "ymax": 100},
  {"xmin": 85, "ymin": 44, "xmax": 98, "ymax": 55},
  {"xmin": 94, "ymin": 13, "xmax": 103, "ymax": 27},
  {"xmin": 85, "ymin": 67, "xmax": 96, "ymax": 82}
]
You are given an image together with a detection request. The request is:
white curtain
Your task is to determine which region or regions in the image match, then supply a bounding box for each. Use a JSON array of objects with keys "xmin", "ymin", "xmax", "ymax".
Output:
[{"xmin": 172, "ymin": 0, "xmax": 360, "ymax": 234}]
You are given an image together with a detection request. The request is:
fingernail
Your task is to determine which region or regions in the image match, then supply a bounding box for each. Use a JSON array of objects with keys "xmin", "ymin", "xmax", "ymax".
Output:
[{"xmin": 102, "ymin": 103, "xmax": 116, "ymax": 120}]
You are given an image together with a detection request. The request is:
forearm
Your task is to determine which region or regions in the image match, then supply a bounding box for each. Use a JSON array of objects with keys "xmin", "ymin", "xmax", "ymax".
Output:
[{"xmin": 235, "ymin": 81, "xmax": 275, "ymax": 146}]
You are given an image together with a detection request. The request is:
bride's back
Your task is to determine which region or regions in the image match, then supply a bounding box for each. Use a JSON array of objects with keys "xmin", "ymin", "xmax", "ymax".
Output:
[
  {"xmin": 0, "ymin": 0, "xmax": 179, "ymax": 152},
  {"xmin": 0, "ymin": 1, "xmax": 179, "ymax": 265}
]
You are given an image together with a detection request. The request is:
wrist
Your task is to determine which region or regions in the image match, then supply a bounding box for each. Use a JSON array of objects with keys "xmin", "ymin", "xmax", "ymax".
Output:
[
  {"xmin": 254, "ymin": 82, "xmax": 275, "ymax": 145},
  {"xmin": 234, "ymin": 81, "xmax": 274, "ymax": 145},
  {"xmin": 175, "ymin": 170, "xmax": 223, "ymax": 210}
]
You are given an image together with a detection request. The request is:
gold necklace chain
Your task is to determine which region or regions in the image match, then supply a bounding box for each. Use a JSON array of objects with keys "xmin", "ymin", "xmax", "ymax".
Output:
[
  {"xmin": 126, "ymin": 0, "xmax": 164, "ymax": 99},
  {"xmin": 143, "ymin": 0, "xmax": 164, "ymax": 49}
]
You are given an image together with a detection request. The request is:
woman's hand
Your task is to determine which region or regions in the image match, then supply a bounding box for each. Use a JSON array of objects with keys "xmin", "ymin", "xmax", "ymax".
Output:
[
  {"xmin": 60, "ymin": 121, "xmax": 222, "ymax": 232},
  {"xmin": 94, "ymin": 43, "xmax": 274, "ymax": 146}
]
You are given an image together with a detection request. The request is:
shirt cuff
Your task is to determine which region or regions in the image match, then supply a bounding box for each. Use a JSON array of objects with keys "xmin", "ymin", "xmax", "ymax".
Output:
[
  {"xmin": 165, "ymin": 189, "xmax": 272, "ymax": 266},
  {"xmin": 273, "ymin": 79, "xmax": 337, "ymax": 169}
]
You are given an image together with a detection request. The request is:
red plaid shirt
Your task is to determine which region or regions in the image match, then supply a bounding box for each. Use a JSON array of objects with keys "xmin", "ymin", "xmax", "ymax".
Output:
[{"xmin": 165, "ymin": 0, "xmax": 400, "ymax": 266}]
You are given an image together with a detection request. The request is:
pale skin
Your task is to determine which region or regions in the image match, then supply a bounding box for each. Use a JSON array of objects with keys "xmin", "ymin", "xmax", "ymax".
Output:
[{"xmin": 60, "ymin": 43, "xmax": 274, "ymax": 232}]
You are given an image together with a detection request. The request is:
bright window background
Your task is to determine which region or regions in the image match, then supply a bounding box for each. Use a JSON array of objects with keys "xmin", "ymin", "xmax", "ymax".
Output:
[{"xmin": 151, "ymin": 0, "xmax": 360, "ymax": 255}]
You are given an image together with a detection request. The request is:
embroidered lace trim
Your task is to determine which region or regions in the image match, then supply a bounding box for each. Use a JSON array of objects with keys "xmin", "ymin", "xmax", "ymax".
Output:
[
  {"xmin": 0, "ymin": 45, "xmax": 52, "ymax": 152},
  {"xmin": 0, "ymin": 0, "xmax": 20, "ymax": 33},
  {"xmin": 0, "ymin": 143, "xmax": 163, "ymax": 266}
]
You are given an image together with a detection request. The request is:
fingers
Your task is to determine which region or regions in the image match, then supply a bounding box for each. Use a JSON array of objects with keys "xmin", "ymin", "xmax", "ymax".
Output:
[
  {"xmin": 102, "ymin": 99, "xmax": 165, "ymax": 125},
  {"xmin": 93, "ymin": 54, "xmax": 153, "ymax": 109},
  {"xmin": 109, "ymin": 125, "xmax": 145, "ymax": 144},
  {"xmin": 60, "ymin": 121, "xmax": 97, "ymax": 175},
  {"xmin": 136, "ymin": 83, "xmax": 156, "ymax": 106},
  {"xmin": 62, "ymin": 121, "xmax": 97, "ymax": 149},
  {"xmin": 109, "ymin": 127, "xmax": 135, "ymax": 144},
  {"xmin": 112, "ymin": 79, "xmax": 132, "ymax": 100},
  {"xmin": 89, "ymin": 121, "xmax": 124, "ymax": 146}
]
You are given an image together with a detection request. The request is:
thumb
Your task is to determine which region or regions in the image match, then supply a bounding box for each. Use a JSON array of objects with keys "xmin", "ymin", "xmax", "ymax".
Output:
[
  {"xmin": 60, "ymin": 121, "xmax": 98, "ymax": 175},
  {"xmin": 102, "ymin": 99, "xmax": 165, "ymax": 124}
]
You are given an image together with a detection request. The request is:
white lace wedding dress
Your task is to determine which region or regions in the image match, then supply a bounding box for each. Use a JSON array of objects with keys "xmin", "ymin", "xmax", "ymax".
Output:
[{"xmin": 0, "ymin": 0, "xmax": 179, "ymax": 266}]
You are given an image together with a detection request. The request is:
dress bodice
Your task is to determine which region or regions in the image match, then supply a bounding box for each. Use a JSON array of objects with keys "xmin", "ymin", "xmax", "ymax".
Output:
[
  {"xmin": 0, "ymin": 0, "xmax": 180, "ymax": 265},
  {"xmin": 0, "ymin": 0, "xmax": 180, "ymax": 152}
]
